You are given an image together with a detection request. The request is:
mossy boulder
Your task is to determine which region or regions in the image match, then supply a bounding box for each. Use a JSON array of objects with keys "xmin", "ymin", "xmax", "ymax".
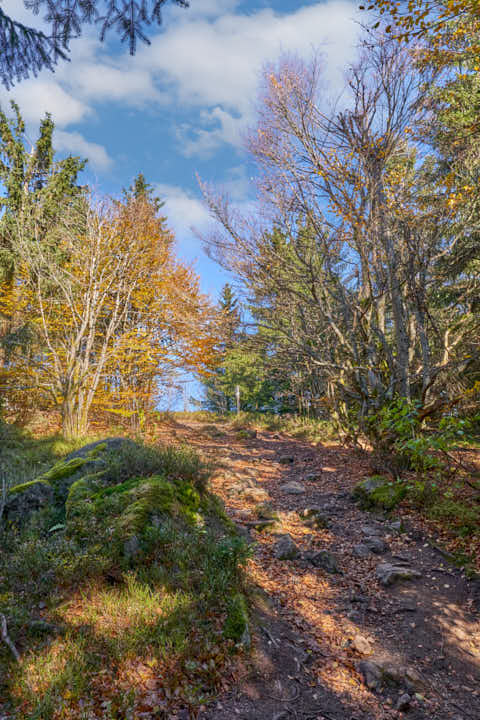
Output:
[
  {"xmin": 353, "ymin": 475, "xmax": 406, "ymax": 511},
  {"xmin": 66, "ymin": 471, "xmax": 204, "ymax": 561}
]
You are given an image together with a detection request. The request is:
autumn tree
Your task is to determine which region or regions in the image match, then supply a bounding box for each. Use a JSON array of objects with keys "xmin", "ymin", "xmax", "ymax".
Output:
[
  {"xmin": 201, "ymin": 39, "xmax": 479, "ymax": 437},
  {"xmin": 0, "ymin": 102, "xmax": 86, "ymax": 417},
  {"xmin": 2, "ymin": 185, "xmax": 218, "ymax": 437}
]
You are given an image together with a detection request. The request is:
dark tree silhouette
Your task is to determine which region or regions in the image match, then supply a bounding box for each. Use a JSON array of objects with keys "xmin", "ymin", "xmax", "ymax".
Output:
[{"xmin": 0, "ymin": 0, "xmax": 189, "ymax": 88}]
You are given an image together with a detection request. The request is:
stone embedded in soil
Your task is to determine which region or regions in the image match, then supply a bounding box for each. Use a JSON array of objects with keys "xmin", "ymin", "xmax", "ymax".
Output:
[
  {"xmin": 352, "ymin": 634, "xmax": 373, "ymax": 655},
  {"xmin": 376, "ymin": 563, "xmax": 422, "ymax": 586},
  {"xmin": 361, "ymin": 525, "xmax": 382, "ymax": 536},
  {"xmin": 396, "ymin": 693, "xmax": 412, "ymax": 712},
  {"xmin": 359, "ymin": 658, "xmax": 424, "ymax": 693},
  {"xmin": 353, "ymin": 543, "xmax": 371, "ymax": 559},
  {"xmin": 280, "ymin": 481, "xmax": 306, "ymax": 495},
  {"xmin": 305, "ymin": 472, "xmax": 321, "ymax": 482},
  {"xmin": 305, "ymin": 549, "xmax": 340, "ymax": 574},
  {"xmin": 363, "ymin": 536, "xmax": 388, "ymax": 554},
  {"xmin": 242, "ymin": 486, "xmax": 270, "ymax": 503},
  {"xmin": 278, "ymin": 455, "xmax": 294, "ymax": 464},
  {"xmin": 359, "ymin": 660, "xmax": 383, "ymax": 690},
  {"xmin": 273, "ymin": 534, "xmax": 301, "ymax": 560}
]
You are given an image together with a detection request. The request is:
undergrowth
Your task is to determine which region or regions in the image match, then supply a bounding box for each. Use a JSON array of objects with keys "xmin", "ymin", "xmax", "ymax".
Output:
[{"xmin": 0, "ymin": 429, "xmax": 249, "ymax": 719}]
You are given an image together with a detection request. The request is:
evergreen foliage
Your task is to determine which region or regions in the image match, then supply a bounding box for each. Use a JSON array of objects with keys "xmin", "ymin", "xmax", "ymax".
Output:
[{"xmin": 0, "ymin": 0, "xmax": 189, "ymax": 87}]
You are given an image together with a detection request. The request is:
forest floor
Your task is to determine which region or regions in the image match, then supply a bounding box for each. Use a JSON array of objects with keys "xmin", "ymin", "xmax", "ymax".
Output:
[{"xmin": 151, "ymin": 416, "xmax": 480, "ymax": 720}]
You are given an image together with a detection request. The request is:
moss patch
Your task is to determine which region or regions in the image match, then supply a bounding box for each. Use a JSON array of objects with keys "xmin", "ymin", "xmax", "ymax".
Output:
[
  {"xmin": 353, "ymin": 475, "xmax": 406, "ymax": 511},
  {"xmin": 223, "ymin": 592, "xmax": 249, "ymax": 644}
]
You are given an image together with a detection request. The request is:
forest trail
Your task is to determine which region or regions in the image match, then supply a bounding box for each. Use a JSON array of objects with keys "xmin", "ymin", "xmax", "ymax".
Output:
[{"xmin": 154, "ymin": 418, "xmax": 480, "ymax": 720}]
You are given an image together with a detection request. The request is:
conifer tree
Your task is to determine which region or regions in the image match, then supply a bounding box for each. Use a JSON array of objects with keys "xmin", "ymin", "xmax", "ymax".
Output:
[{"xmin": 0, "ymin": 0, "xmax": 189, "ymax": 88}]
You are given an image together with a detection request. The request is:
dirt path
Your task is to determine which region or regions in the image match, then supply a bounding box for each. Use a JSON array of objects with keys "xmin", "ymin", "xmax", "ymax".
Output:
[{"xmin": 159, "ymin": 419, "xmax": 480, "ymax": 720}]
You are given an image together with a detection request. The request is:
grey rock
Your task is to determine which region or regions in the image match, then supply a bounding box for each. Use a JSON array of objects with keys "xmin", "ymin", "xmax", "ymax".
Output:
[
  {"xmin": 361, "ymin": 525, "xmax": 382, "ymax": 536},
  {"xmin": 280, "ymin": 481, "xmax": 305, "ymax": 495},
  {"xmin": 396, "ymin": 693, "xmax": 411, "ymax": 712},
  {"xmin": 359, "ymin": 660, "xmax": 383, "ymax": 690},
  {"xmin": 273, "ymin": 534, "xmax": 300, "ymax": 560},
  {"xmin": 4, "ymin": 480, "xmax": 53, "ymax": 523},
  {"xmin": 376, "ymin": 563, "xmax": 422, "ymax": 586},
  {"xmin": 307, "ymin": 550, "xmax": 340, "ymax": 574},
  {"xmin": 390, "ymin": 520, "xmax": 403, "ymax": 532},
  {"xmin": 363, "ymin": 536, "xmax": 388, "ymax": 554},
  {"xmin": 305, "ymin": 472, "xmax": 322, "ymax": 482},
  {"xmin": 360, "ymin": 658, "xmax": 425, "ymax": 694},
  {"xmin": 278, "ymin": 455, "xmax": 294, "ymax": 464},
  {"xmin": 64, "ymin": 437, "xmax": 131, "ymax": 461},
  {"xmin": 353, "ymin": 543, "xmax": 371, "ymax": 559}
]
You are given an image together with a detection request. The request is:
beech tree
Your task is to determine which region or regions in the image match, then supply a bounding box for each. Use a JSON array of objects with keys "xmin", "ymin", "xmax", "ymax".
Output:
[{"xmin": 1, "ymin": 188, "xmax": 217, "ymax": 436}]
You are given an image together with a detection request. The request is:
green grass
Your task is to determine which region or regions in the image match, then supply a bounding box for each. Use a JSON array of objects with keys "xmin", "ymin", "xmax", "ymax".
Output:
[
  {"xmin": 0, "ymin": 421, "xmax": 101, "ymax": 492},
  {"xmin": 0, "ymin": 427, "xmax": 249, "ymax": 719},
  {"xmin": 223, "ymin": 411, "xmax": 336, "ymax": 443}
]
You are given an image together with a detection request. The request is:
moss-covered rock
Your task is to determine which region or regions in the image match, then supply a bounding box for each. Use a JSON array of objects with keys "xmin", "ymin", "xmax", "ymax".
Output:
[
  {"xmin": 66, "ymin": 471, "xmax": 204, "ymax": 560},
  {"xmin": 353, "ymin": 475, "xmax": 406, "ymax": 511}
]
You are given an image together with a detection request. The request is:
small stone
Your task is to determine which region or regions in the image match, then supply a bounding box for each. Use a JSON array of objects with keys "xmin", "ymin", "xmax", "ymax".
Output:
[
  {"xmin": 347, "ymin": 609, "xmax": 362, "ymax": 621},
  {"xmin": 376, "ymin": 563, "xmax": 422, "ymax": 587},
  {"xmin": 353, "ymin": 543, "xmax": 371, "ymax": 558},
  {"xmin": 352, "ymin": 634, "xmax": 372, "ymax": 655},
  {"xmin": 363, "ymin": 536, "xmax": 388, "ymax": 554},
  {"xmin": 278, "ymin": 455, "xmax": 294, "ymax": 464},
  {"xmin": 361, "ymin": 525, "xmax": 381, "ymax": 536},
  {"xmin": 307, "ymin": 550, "xmax": 340, "ymax": 574},
  {"xmin": 395, "ymin": 693, "xmax": 412, "ymax": 712},
  {"xmin": 273, "ymin": 534, "xmax": 300, "ymax": 560},
  {"xmin": 390, "ymin": 520, "xmax": 403, "ymax": 532},
  {"xmin": 305, "ymin": 472, "xmax": 321, "ymax": 482},
  {"xmin": 280, "ymin": 481, "xmax": 306, "ymax": 495}
]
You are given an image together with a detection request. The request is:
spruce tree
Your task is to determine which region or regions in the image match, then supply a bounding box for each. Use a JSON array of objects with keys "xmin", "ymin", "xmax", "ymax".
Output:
[{"xmin": 0, "ymin": 1, "xmax": 189, "ymax": 88}]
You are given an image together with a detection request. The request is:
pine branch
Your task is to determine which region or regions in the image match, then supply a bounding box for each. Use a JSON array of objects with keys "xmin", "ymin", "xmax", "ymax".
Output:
[
  {"xmin": 1, "ymin": 1, "xmax": 189, "ymax": 87},
  {"xmin": 0, "ymin": 7, "xmax": 68, "ymax": 89}
]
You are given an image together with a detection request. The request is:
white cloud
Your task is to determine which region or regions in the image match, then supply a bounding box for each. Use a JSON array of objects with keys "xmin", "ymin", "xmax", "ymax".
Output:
[
  {"xmin": 138, "ymin": 1, "xmax": 360, "ymax": 156},
  {"xmin": 1, "ymin": 1, "xmax": 361, "ymax": 165},
  {"xmin": 155, "ymin": 183, "xmax": 212, "ymax": 239},
  {"xmin": 0, "ymin": 79, "xmax": 90, "ymax": 126},
  {"xmin": 55, "ymin": 130, "xmax": 113, "ymax": 170}
]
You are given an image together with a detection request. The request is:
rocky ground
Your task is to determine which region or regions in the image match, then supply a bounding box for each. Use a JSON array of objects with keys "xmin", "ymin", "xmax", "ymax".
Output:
[{"xmin": 155, "ymin": 418, "xmax": 480, "ymax": 720}]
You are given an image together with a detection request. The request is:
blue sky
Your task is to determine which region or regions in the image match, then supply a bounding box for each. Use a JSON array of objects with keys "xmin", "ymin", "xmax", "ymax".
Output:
[{"xmin": 2, "ymin": 0, "xmax": 361, "ymax": 301}]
